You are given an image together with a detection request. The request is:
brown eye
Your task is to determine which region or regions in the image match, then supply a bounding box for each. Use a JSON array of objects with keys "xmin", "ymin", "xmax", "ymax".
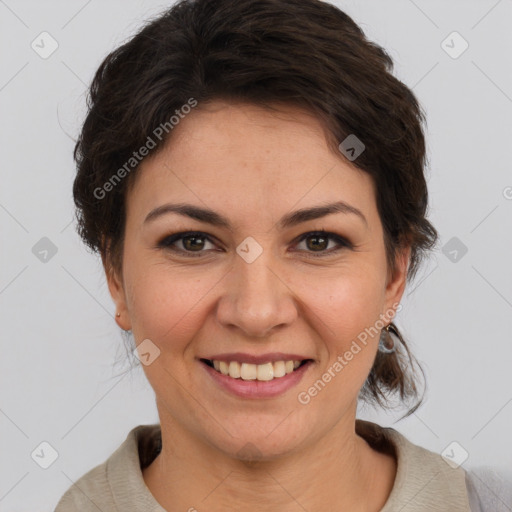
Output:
[
  {"xmin": 158, "ymin": 231, "xmax": 217, "ymax": 256},
  {"xmin": 294, "ymin": 231, "xmax": 352, "ymax": 257},
  {"xmin": 158, "ymin": 230, "xmax": 352, "ymax": 259},
  {"xmin": 181, "ymin": 234, "xmax": 207, "ymax": 251},
  {"xmin": 305, "ymin": 233, "xmax": 329, "ymax": 251}
]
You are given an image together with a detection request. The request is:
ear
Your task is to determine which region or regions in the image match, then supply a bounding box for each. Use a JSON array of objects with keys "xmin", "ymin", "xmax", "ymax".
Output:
[
  {"xmin": 383, "ymin": 244, "xmax": 411, "ymax": 317},
  {"xmin": 101, "ymin": 249, "xmax": 132, "ymax": 331}
]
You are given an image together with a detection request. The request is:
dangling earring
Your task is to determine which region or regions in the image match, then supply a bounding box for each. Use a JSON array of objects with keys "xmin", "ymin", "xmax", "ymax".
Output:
[{"xmin": 378, "ymin": 322, "xmax": 402, "ymax": 354}]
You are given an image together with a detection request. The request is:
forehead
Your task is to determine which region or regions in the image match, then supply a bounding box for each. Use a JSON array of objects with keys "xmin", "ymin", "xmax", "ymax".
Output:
[{"xmin": 125, "ymin": 101, "xmax": 377, "ymax": 227}]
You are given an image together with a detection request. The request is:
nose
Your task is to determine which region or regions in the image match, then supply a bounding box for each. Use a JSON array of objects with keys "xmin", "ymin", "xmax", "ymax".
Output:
[{"xmin": 215, "ymin": 251, "xmax": 298, "ymax": 339}]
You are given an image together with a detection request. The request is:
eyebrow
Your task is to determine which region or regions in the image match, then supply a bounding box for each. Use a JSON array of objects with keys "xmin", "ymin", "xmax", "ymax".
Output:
[{"xmin": 143, "ymin": 200, "xmax": 368, "ymax": 230}]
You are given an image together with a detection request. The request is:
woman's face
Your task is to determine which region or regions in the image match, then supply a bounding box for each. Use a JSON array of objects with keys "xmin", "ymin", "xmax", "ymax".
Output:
[{"xmin": 108, "ymin": 100, "xmax": 408, "ymax": 459}]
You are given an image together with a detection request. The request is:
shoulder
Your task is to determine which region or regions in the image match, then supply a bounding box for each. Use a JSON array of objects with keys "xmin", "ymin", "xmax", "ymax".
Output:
[
  {"xmin": 357, "ymin": 420, "xmax": 512, "ymax": 512},
  {"xmin": 465, "ymin": 466, "xmax": 512, "ymax": 512},
  {"xmin": 356, "ymin": 419, "xmax": 472, "ymax": 511},
  {"xmin": 54, "ymin": 424, "xmax": 162, "ymax": 512},
  {"xmin": 54, "ymin": 460, "xmax": 112, "ymax": 511}
]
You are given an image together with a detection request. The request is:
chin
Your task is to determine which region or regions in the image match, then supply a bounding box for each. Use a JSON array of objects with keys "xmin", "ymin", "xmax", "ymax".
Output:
[{"xmin": 205, "ymin": 420, "xmax": 308, "ymax": 463}]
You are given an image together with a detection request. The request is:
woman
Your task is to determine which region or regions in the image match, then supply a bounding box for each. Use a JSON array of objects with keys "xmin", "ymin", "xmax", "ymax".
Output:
[{"xmin": 54, "ymin": 0, "xmax": 497, "ymax": 510}]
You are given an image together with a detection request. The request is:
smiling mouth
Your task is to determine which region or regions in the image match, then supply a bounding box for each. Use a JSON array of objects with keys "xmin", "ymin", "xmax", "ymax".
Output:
[{"xmin": 200, "ymin": 358, "xmax": 312, "ymax": 381}]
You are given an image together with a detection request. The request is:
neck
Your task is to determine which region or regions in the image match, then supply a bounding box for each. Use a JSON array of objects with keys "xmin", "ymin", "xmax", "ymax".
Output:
[{"xmin": 143, "ymin": 409, "xmax": 396, "ymax": 512}]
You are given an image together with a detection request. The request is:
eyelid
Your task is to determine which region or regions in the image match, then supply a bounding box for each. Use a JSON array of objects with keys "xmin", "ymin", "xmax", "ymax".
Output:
[
  {"xmin": 157, "ymin": 231, "xmax": 221, "ymax": 257},
  {"xmin": 157, "ymin": 230, "xmax": 353, "ymax": 257}
]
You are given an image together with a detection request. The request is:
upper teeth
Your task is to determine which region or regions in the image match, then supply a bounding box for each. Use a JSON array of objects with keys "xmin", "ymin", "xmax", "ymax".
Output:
[{"xmin": 212, "ymin": 360, "xmax": 302, "ymax": 381}]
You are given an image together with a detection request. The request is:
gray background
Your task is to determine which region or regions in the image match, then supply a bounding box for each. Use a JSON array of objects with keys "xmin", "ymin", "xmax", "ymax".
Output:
[{"xmin": 1, "ymin": 0, "xmax": 511, "ymax": 510}]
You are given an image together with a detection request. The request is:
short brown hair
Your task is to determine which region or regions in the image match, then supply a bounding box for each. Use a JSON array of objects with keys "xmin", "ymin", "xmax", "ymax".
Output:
[{"xmin": 73, "ymin": 0, "xmax": 436, "ymax": 417}]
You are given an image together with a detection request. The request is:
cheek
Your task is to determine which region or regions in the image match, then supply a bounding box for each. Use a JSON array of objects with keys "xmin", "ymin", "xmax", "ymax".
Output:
[
  {"xmin": 126, "ymin": 262, "xmax": 215, "ymax": 348},
  {"xmin": 301, "ymin": 263, "xmax": 386, "ymax": 337},
  {"xmin": 299, "ymin": 267, "xmax": 384, "ymax": 384},
  {"xmin": 123, "ymin": 236, "xmax": 387, "ymax": 358}
]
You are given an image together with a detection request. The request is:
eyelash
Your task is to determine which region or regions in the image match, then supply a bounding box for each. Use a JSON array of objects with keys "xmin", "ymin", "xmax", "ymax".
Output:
[{"xmin": 157, "ymin": 230, "xmax": 353, "ymax": 258}]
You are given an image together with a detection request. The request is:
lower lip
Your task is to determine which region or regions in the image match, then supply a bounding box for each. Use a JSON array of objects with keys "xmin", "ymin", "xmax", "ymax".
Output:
[{"xmin": 200, "ymin": 360, "xmax": 313, "ymax": 399}]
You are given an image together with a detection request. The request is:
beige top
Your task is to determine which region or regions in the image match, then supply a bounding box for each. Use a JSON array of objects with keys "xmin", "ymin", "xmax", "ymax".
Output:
[{"xmin": 54, "ymin": 419, "xmax": 475, "ymax": 511}]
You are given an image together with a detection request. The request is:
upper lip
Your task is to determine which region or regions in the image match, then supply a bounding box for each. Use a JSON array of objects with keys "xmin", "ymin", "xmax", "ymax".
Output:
[{"xmin": 200, "ymin": 352, "xmax": 313, "ymax": 365}]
